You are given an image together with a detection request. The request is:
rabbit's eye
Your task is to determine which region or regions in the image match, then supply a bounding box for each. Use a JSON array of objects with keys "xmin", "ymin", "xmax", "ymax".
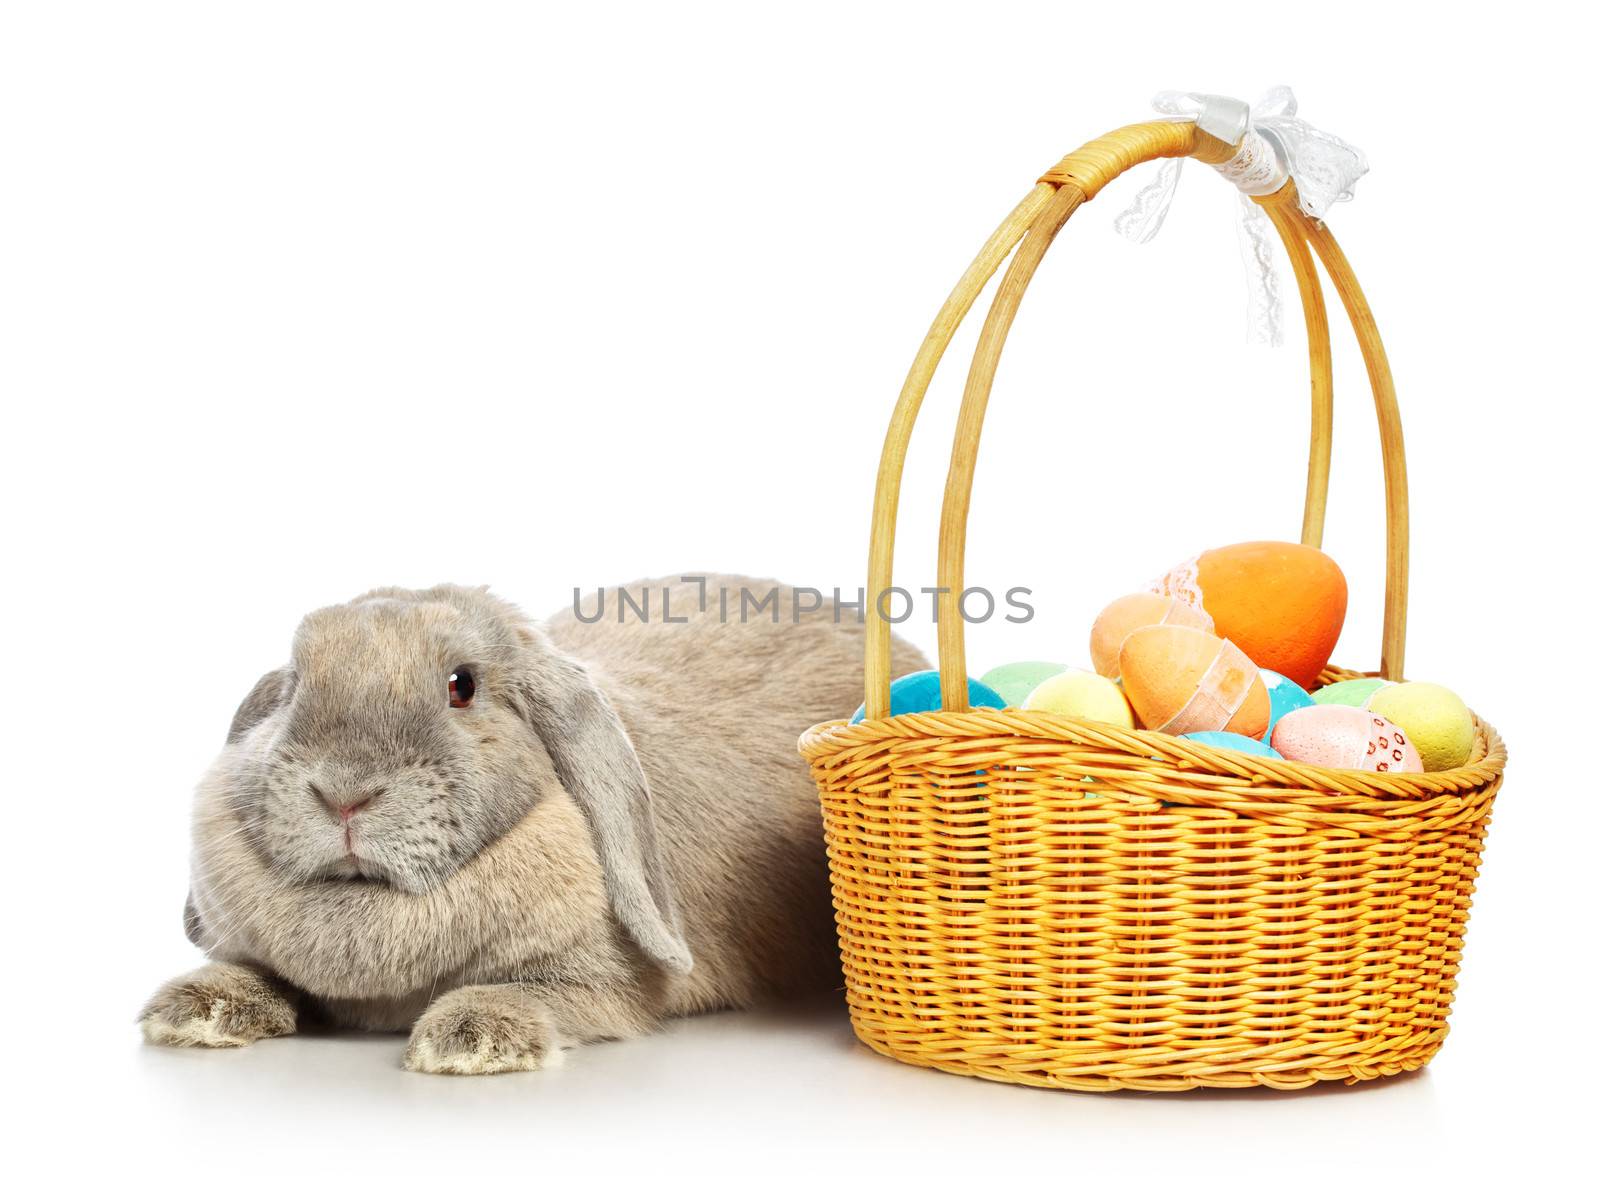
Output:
[{"xmin": 448, "ymin": 667, "xmax": 476, "ymax": 709}]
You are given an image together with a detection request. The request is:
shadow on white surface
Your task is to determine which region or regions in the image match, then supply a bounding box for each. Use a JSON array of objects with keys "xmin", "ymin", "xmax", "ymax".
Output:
[{"xmin": 104, "ymin": 992, "xmax": 1482, "ymax": 1193}]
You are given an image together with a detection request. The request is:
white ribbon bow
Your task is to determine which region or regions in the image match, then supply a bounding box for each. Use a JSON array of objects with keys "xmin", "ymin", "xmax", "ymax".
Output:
[{"xmin": 1114, "ymin": 86, "xmax": 1369, "ymax": 345}]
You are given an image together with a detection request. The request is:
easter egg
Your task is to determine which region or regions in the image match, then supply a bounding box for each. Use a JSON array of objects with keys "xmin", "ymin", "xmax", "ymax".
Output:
[
  {"xmin": 1022, "ymin": 669, "xmax": 1135, "ymax": 728},
  {"xmin": 1367, "ymin": 682, "xmax": 1475, "ymax": 772},
  {"xmin": 1261, "ymin": 669, "xmax": 1316, "ymax": 735},
  {"xmin": 1117, "ymin": 625, "xmax": 1270, "ymax": 738},
  {"xmin": 1088, "ymin": 593, "xmax": 1213, "ymax": 678},
  {"xmin": 1270, "ymin": 704, "xmax": 1423, "ymax": 773},
  {"xmin": 850, "ymin": 670, "xmax": 1006, "ymax": 724},
  {"xmin": 1312, "ymin": 677, "xmax": 1393, "ymax": 707},
  {"xmin": 980, "ymin": 660, "xmax": 1067, "ymax": 708},
  {"xmin": 1180, "ymin": 730, "xmax": 1283, "ymax": 759},
  {"xmin": 1153, "ymin": 540, "xmax": 1347, "ymax": 689}
]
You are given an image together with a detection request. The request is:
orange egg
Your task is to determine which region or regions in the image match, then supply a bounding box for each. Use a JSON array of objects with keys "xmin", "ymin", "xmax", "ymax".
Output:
[
  {"xmin": 1118, "ymin": 625, "xmax": 1270, "ymax": 738},
  {"xmin": 1153, "ymin": 541, "xmax": 1346, "ymax": 690},
  {"xmin": 1088, "ymin": 593, "xmax": 1213, "ymax": 678}
]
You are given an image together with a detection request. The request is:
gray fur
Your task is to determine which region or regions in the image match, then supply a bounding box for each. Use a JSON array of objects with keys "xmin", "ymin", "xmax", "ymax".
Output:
[
  {"xmin": 182, "ymin": 893, "xmax": 205, "ymax": 948},
  {"xmin": 226, "ymin": 667, "xmax": 291, "ymax": 743},
  {"xmin": 140, "ymin": 575, "xmax": 925, "ymax": 1073},
  {"xmin": 509, "ymin": 647, "xmax": 691, "ymax": 972}
]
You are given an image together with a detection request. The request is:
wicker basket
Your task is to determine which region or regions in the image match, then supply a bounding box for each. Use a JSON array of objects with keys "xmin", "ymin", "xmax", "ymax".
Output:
[{"xmin": 799, "ymin": 118, "xmax": 1506, "ymax": 1092}]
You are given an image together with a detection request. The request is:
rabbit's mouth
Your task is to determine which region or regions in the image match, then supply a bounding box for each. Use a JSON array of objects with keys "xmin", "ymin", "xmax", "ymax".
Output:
[{"xmin": 319, "ymin": 852, "xmax": 396, "ymax": 887}]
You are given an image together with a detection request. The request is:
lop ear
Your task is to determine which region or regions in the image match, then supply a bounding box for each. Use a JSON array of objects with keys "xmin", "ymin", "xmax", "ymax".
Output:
[
  {"xmin": 227, "ymin": 668, "xmax": 292, "ymax": 744},
  {"xmin": 515, "ymin": 645, "xmax": 693, "ymax": 974}
]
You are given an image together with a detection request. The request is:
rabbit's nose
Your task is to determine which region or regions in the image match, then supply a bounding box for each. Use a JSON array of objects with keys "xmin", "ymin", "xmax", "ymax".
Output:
[{"xmin": 309, "ymin": 781, "xmax": 383, "ymax": 820}]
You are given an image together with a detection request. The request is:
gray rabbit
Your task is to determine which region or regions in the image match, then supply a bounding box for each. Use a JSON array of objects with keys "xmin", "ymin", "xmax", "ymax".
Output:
[{"xmin": 140, "ymin": 575, "xmax": 925, "ymax": 1073}]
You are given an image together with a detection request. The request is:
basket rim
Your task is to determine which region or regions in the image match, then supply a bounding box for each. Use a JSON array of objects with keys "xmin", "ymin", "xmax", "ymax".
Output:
[{"xmin": 800, "ymin": 686, "xmax": 1505, "ymax": 810}]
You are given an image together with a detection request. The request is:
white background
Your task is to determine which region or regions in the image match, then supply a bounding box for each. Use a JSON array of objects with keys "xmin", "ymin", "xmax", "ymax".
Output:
[{"xmin": 3, "ymin": 2, "xmax": 1593, "ymax": 1195}]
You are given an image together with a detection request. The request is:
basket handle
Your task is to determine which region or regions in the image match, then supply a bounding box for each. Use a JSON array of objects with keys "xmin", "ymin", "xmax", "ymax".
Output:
[{"xmin": 862, "ymin": 120, "xmax": 1409, "ymax": 719}]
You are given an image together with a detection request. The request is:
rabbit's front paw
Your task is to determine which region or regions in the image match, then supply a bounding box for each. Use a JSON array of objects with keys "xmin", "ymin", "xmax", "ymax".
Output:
[
  {"xmin": 140, "ymin": 963, "xmax": 298, "ymax": 1048},
  {"xmin": 404, "ymin": 984, "xmax": 560, "ymax": 1076}
]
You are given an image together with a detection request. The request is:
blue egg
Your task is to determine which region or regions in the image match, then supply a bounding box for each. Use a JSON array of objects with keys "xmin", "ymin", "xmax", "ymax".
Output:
[
  {"xmin": 1180, "ymin": 730, "xmax": 1284, "ymax": 759},
  {"xmin": 1261, "ymin": 669, "xmax": 1315, "ymax": 736},
  {"xmin": 850, "ymin": 669, "xmax": 1007, "ymax": 724}
]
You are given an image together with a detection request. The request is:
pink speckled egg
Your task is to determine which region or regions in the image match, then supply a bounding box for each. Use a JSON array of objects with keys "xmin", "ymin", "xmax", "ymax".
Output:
[{"xmin": 1269, "ymin": 704, "xmax": 1423, "ymax": 773}]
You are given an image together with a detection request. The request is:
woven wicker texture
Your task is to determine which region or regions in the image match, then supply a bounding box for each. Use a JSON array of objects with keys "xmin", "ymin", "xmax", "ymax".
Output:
[{"xmin": 803, "ymin": 119, "xmax": 1505, "ymax": 1091}]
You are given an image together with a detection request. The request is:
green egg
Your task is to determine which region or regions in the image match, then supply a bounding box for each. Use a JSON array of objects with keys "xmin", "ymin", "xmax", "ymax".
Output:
[
  {"xmin": 979, "ymin": 661, "xmax": 1068, "ymax": 708},
  {"xmin": 1311, "ymin": 677, "xmax": 1393, "ymax": 708}
]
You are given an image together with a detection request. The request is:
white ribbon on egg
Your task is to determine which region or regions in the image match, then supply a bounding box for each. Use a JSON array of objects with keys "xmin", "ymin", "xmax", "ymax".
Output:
[{"xmin": 1113, "ymin": 87, "xmax": 1370, "ymax": 346}]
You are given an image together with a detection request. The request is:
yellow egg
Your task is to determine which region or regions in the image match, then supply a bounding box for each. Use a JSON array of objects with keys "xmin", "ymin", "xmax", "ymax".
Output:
[
  {"xmin": 1367, "ymin": 682, "xmax": 1475, "ymax": 772},
  {"xmin": 1023, "ymin": 669, "xmax": 1135, "ymax": 728}
]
